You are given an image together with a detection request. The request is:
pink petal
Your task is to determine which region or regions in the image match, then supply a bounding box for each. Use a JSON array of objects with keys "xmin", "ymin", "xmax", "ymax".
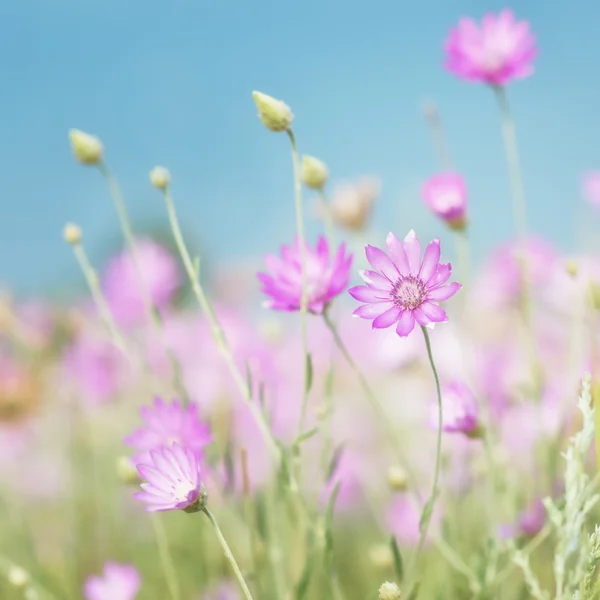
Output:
[
  {"xmin": 419, "ymin": 301, "xmax": 448, "ymax": 323},
  {"xmin": 365, "ymin": 246, "xmax": 400, "ymax": 282},
  {"xmin": 413, "ymin": 308, "xmax": 430, "ymax": 327},
  {"xmin": 353, "ymin": 302, "xmax": 394, "ymax": 320},
  {"xmin": 386, "ymin": 232, "xmax": 410, "ymax": 274},
  {"xmin": 359, "ymin": 270, "xmax": 392, "ymax": 289},
  {"xmin": 426, "ymin": 282, "xmax": 462, "ymax": 302},
  {"xmin": 428, "ymin": 263, "xmax": 452, "ymax": 288},
  {"xmin": 419, "ymin": 239, "xmax": 441, "ymax": 282},
  {"xmin": 372, "ymin": 306, "xmax": 402, "ymax": 329},
  {"xmin": 402, "ymin": 230, "xmax": 421, "ymax": 275},
  {"xmin": 349, "ymin": 286, "xmax": 391, "ymax": 303},
  {"xmin": 395, "ymin": 310, "xmax": 416, "ymax": 337}
]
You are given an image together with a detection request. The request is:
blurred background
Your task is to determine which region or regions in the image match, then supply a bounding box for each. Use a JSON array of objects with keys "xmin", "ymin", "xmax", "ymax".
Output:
[{"xmin": 1, "ymin": 0, "xmax": 599, "ymax": 296}]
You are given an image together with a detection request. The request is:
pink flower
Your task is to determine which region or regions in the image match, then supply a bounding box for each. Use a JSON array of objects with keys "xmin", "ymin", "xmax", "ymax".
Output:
[
  {"xmin": 430, "ymin": 381, "xmax": 480, "ymax": 435},
  {"xmin": 83, "ymin": 562, "xmax": 141, "ymax": 600},
  {"xmin": 421, "ymin": 173, "xmax": 468, "ymax": 229},
  {"xmin": 349, "ymin": 230, "xmax": 461, "ymax": 337},
  {"xmin": 387, "ymin": 495, "xmax": 441, "ymax": 547},
  {"xmin": 499, "ymin": 498, "xmax": 546, "ymax": 540},
  {"xmin": 258, "ymin": 236, "xmax": 352, "ymax": 314},
  {"xmin": 202, "ymin": 581, "xmax": 240, "ymax": 600},
  {"xmin": 124, "ymin": 397, "xmax": 212, "ymax": 464},
  {"xmin": 134, "ymin": 442, "xmax": 205, "ymax": 512},
  {"xmin": 102, "ymin": 238, "xmax": 181, "ymax": 328},
  {"xmin": 582, "ymin": 172, "xmax": 600, "ymax": 208},
  {"xmin": 444, "ymin": 9, "xmax": 537, "ymax": 85}
]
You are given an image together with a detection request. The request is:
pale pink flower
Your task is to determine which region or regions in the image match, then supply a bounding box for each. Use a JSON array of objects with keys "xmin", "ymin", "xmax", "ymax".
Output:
[
  {"xmin": 83, "ymin": 562, "xmax": 141, "ymax": 600},
  {"xmin": 349, "ymin": 230, "xmax": 461, "ymax": 337},
  {"xmin": 421, "ymin": 173, "xmax": 468, "ymax": 229},
  {"xmin": 387, "ymin": 495, "xmax": 441, "ymax": 547},
  {"xmin": 258, "ymin": 236, "xmax": 352, "ymax": 314},
  {"xmin": 582, "ymin": 172, "xmax": 600, "ymax": 208},
  {"xmin": 445, "ymin": 9, "xmax": 537, "ymax": 85},
  {"xmin": 430, "ymin": 381, "xmax": 480, "ymax": 435},
  {"xmin": 328, "ymin": 177, "xmax": 380, "ymax": 231}
]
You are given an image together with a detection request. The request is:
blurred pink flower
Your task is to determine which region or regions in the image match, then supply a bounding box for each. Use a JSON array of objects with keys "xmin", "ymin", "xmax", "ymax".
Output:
[
  {"xmin": 321, "ymin": 449, "xmax": 370, "ymax": 514},
  {"xmin": 84, "ymin": 562, "xmax": 141, "ymax": 600},
  {"xmin": 444, "ymin": 9, "xmax": 537, "ymax": 85},
  {"xmin": 203, "ymin": 582, "xmax": 240, "ymax": 600},
  {"xmin": 258, "ymin": 236, "xmax": 352, "ymax": 314},
  {"xmin": 349, "ymin": 230, "xmax": 461, "ymax": 337},
  {"xmin": 102, "ymin": 238, "xmax": 180, "ymax": 328},
  {"xmin": 15, "ymin": 299, "xmax": 55, "ymax": 348},
  {"xmin": 135, "ymin": 443, "xmax": 205, "ymax": 512},
  {"xmin": 124, "ymin": 397, "xmax": 212, "ymax": 464},
  {"xmin": 582, "ymin": 172, "xmax": 600, "ymax": 208},
  {"xmin": 430, "ymin": 381, "xmax": 480, "ymax": 435},
  {"xmin": 499, "ymin": 498, "xmax": 546, "ymax": 540},
  {"xmin": 387, "ymin": 495, "xmax": 441, "ymax": 547},
  {"xmin": 421, "ymin": 173, "xmax": 468, "ymax": 229}
]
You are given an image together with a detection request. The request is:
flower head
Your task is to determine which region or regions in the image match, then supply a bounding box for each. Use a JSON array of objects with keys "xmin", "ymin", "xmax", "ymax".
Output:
[
  {"xmin": 379, "ymin": 582, "xmax": 401, "ymax": 600},
  {"xmin": 329, "ymin": 177, "xmax": 380, "ymax": 231},
  {"xmin": 430, "ymin": 381, "xmax": 480, "ymax": 436},
  {"xmin": 83, "ymin": 562, "xmax": 141, "ymax": 600},
  {"xmin": 124, "ymin": 397, "xmax": 212, "ymax": 464},
  {"xmin": 349, "ymin": 230, "xmax": 461, "ymax": 337},
  {"xmin": 444, "ymin": 9, "xmax": 537, "ymax": 85},
  {"xmin": 258, "ymin": 236, "xmax": 352, "ymax": 314},
  {"xmin": 301, "ymin": 155, "xmax": 329, "ymax": 189},
  {"xmin": 69, "ymin": 129, "xmax": 103, "ymax": 165},
  {"xmin": 134, "ymin": 442, "xmax": 206, "ymax": 512},
  {"xmin": 421, "ymin": 173, "xmax": 468, "ymax": 230},
  {"xmin": 252, "ymin": 91, "xmax": 294, "ymax": 132}
]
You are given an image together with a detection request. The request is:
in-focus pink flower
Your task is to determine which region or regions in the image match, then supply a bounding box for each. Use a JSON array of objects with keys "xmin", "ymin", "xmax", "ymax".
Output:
[
  {"xmin": 349, "ymin": 230, "xmax": 461, "ymax": 337},
  {"xmin": 430, "ymin": 381, "xmax": 480, "ymax": 435},
  {"xmin": 102, "ymin": 238, "xmax": 181, "ymax": 328},
  {"xmin": 582, "ymin": 172, "xmax": 600, "ymax": 208},
  {"xmin": 134, "ymin": 442, "xmax": 206, "ymax": 512},
  {"xmin": 421, "ymin": 173, "xmax": 468, "ymax": 230},
  {"xmin": 84, "ymin": 562, "xmax": 141, "ymax": 600},
  {"xmin": 258, "ymin": 236, "xmax": 352, "ymax": 314},
  {"xmin": 124, "ymin": 397, "xmax": 212, "ymax": 464},
  {"xmin": 444, "ymin": 9, "xmax": 537, "ymax": 85}
]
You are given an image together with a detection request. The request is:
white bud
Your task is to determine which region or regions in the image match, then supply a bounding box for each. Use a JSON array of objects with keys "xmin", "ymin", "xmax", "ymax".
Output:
[
  {"xmin": 369, "ymin": 544, "xmax": 394, "ymax": 569},
  {"xmin": 116, "ymin": 456, "xmax": 140, "ymax": 486},
  {"xmin": 387, "ymin": 465, "xmax": 408, "ymax": 491},
  {"xmin": 252, "ymin": 91, "xmax": 294, "ymax": 132},
  {"xmin": 379, "ymin": 581, "xmax": 401, "ymax": 600},
  {"xmin": 150, "ymin": 166, "xmax": 171, "ymax": 190},
  {"xmin": 68, "ymin": 129, "xmax": 103, "ymax": 165},
  {"xmin": 301, "ymin": 155, "xmax": 329, "ymax": 189},
  {"xmin": 63, "ymin": 223, "xmax": 82, "ymax": 245},
  {"xmin": 8, "ymin": 566, "xmax": 29, "ymax": 588}
]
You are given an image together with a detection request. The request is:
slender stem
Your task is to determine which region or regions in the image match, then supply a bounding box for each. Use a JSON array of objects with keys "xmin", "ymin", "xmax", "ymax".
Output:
[
  {"xmin": 423, "ymin": 102, "xmax": 453, "ymax": 171},
  {"xmin": 455, "ymin": 229, "xmax": 470, "ymax": 290},
  {"xmin": 408, "ymin": 327, "xmax": 444, "ymax": 583},
  {"xmin": 150, "ymin": 515, "xmax": 181, "ymax": 600},
  {"xmin": 202, "ymin": 508, "xmax": 254, "ymax": 600},
  {"xmin": 287, "ymin": 130, "xmax": 311, "ymax": 435},
  {"xmin": 317, "ymin": 188, "xmax": 336, "ymax": 248}
]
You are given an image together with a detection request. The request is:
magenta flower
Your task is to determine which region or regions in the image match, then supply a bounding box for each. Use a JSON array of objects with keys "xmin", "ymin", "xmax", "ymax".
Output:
[
  {"xmin": 83, "ymin": 562, "xmax": 141, "ymax": 600},
  {"xmin": 349, "ymin": 230, "xmax": 461, "ymax": 337},
  {"xmin": 124, "ymin": 397, "xmax": 212, "ymax": 463},
  {"xmin": 444, "ymin": 9, "xmax": 537, "ymax": 86},
  {"xmin": 421, "ymin": 173, "xmax": 468, "ymax": 229},
  {"xmin": 430, "ymin": 381, "xmax": 480, "ymax": 435},
  {"xmin": 258, "ymin": 236, "xmax": 352, "ymax": 314},
  {"xmin": 102, "ymin": 238, "xmax": 181, "ymax": 328},
  {"xmin": 134, "ymin": 442, "xmax": 206, "ymax": 512},
  {"xmin": 582, "ymin": 172, "xmax": 600, "ymax": 208}
]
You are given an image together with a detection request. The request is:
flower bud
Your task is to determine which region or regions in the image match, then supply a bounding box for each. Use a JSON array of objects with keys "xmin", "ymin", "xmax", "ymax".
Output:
[
  {"xmin": 565, "ymin": 259, "xmax": 578, "ymax": 278},
  {"xmin": 252, "ymin": 91, "xmax": 294, "ymax": 132},
  {"xmin": 368, "ymin": 544, "xmax": 394, "ymax": 569},
  {"xmin": 379, "ymin": 581, "xmax": 401, "ymax": 600},
  {"xmin": 7, "ymin": 566, "xmax": 29, "ymax": 588},
  {"xmin": 330, "ymin": 177, "xmax": 380, "ymax": 231},
  {"xmin": 421, "ymin": 172, "xmax": 468, "ymax": 231},
  {"xmin": 301, "ymin": 155, "xmax": 329, "ymax": 189},
  {"xmin": 387, "ymin": 465, "xmax": 408, "ymax": 491},
  {"xmin": 116, "ymin": 456, "xmax": 140, "ymax": 486},
  {"xmin": 430, "ymin": 381, "xmax": 480, "ymax": 436},
  {"xmin": 589, "ymin": 282, "xmax": 600, "ymax": 311},
  {"xmin": 63, "ymin": 223, "xmax": 82, "ymax": 245},
  {"xmin": 150, "ymin": 166, "xmax": 171, "ymax": 190},
  {"xmin": 68, "ymin": 129, "xmax": 103, "ymax": 165}
]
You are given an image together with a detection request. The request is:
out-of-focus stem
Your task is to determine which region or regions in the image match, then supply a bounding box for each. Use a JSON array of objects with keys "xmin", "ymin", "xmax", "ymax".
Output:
[
  {"xmin": 150, "ymin": 515, "xmax": 181, "ymax": 600},
  {"xmin": 318, "ymin": 188, "xmax": 336, "ymax": 249},
  {"xmin": 423, "ymin": 102, "xmax": 453, "ymax": 171},
  {"xmin": 287, "ymin": 130, "xmax": 311, "ymax": 435}
]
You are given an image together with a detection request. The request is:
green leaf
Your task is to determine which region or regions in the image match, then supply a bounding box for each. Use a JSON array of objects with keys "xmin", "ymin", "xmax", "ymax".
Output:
[
  {"xmin": 324, "ymin": 481, "xmax": 341, "ymax": 556},
  {"xmin": 254, "ymin": 492, "xmax": 268, "ymax": 541},
  {"xmin": 294, "ymin": 427, "xmax": 319, "ymax": 446},
  {"xmin": 418, "ymin": 492, "xmax": 438, "ymax": 533},
  {"xmin": 390, "ymin": 535, "xmax": 404, "ymax": 583},
  {"xmin": 245, "ymin": 361, "xmax": 253, "ymax": 398},
  {"xmin": 304, "ymin": 353, "xmax": 314, "ymax": 395},
  {"xmin": 406, "ymin": 581, "xmax": 421, "ymax": 600},
  {"xmin": 326, "ymin": 444, "xmax": 345, "ymax": 482}
]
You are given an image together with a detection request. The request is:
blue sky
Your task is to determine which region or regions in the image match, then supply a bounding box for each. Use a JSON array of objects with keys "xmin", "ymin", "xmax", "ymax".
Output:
[{"xmin": 1, "ymin": 0, "xmax": 599, "ymax": 296}]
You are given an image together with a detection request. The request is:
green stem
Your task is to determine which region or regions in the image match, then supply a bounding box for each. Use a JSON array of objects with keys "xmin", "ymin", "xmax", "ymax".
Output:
[
  {"xmin": 287, "ymin": 130, "xmax": 310, "ymax": 435},
  {"xmin": 423, "ymin": 102, "xmax": 453, "ymax": 171},
  {"xmin": 150, "ymin": 515, "xmax": 181, "ymax": 600},
  {"xmin": 455, "ymin": 229, "xmax": 470, "ymax": 291},
  {"xmin": 317, "ymin": 188, "xmax": 336, "ymax": 249},
  {"xmin": 202, "ymin": 508, "xmax": 254, "ymax": 600}
]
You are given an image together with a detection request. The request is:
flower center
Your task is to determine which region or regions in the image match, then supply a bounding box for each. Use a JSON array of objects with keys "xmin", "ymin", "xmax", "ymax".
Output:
[
  {"xmin": 172, "ymin": 478, "xmax": 196, "ymax": 503},
  {"xmin": 391, "ymin": 275, "xmax": 427, "ymax": 311},
  {"xmin": 434, "ymin": 190, "xmax": 461, "ymax": 212}
]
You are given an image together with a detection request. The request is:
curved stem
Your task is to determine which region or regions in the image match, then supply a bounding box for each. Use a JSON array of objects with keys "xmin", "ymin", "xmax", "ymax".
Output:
[
  {"xmin": 287, "ymin": 130, "xmax": 311, "ymax": 435},
  {"xmin": 202, "ymin": 508, "xmax": 254, "ymax": 600},
  {"xmin": 150, "ymin": 515, "xmax": 181, "ymax": 600}
]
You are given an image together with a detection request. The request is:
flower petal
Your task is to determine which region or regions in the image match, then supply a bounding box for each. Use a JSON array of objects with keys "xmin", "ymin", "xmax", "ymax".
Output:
[
  {"xmin": 359, "ymin": 270, "xmax": 392, "ymax": 289},
  {"xmin": 419, "ymin": 239, "xmax": 441, "ymax": 282},
  {"xmin": 365, "ymin": 245, "xmax": 400, "ymax": 281},
  {"xmin": 427, "ymin": 282, "xmax": 462, "ymax": 302},
  {"xmin": 428, "ymin": 263, "xmax": 452, "ymax": 288},
  {"xmin": 353, "ymin": 302, "xmax": 394, "ymax": 320},
  {"xmin": 395, "ymin": 310, "xmax": 416, "ymax": 337},
  {"xmin": 420, "ymin": 301, "xmax": 448, "ymax": 323},
  {"xmin": 349, "ymin": 285, "xmax": 391, "ymax": 303},
  {"xmin": 386, "ymin": 232, "xmax": 410, "ymax": 274},
  {"xmin": 402, "ymin": 230, "xmax": 421, "ymax": 275},
  {"xmin": 372, "ymin": 306, "xmax": 402, "ymax": 329}
]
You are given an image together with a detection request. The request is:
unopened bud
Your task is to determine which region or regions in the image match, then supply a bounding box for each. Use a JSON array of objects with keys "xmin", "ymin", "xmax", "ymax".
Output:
[
  {"xmin": 117, "ymin": 456, "xmax": 140, "ymax": 486},
  {"xmin": 379, "ymin": 581, "xmax": 401, "ymax": 600},
  {"xmin": 566, "ymin": 260, "xmax": 578, "ymax": 278},
  {"xmin": 589, "ymin": 282, "xmax": 600, "ymax": 311},
  {"xmin": 252, "ymin": 91, "xmax": 294, "ymax": 132},
  {"xmin": 301, "ymin": 155, "xmax": 329, "ymax": 189},
  {"xmin": 68, "ymin": 129, "xmax": 103, "ymax": 165},
  {"xmin": 369, "ymin": 544, "xmax": 394, "ymax": 569},
  {"xmin": 387, "ymin": 465, "xmax": 408, "ymax": 491},
  {"xmin": 63, "ymin": 223, "xmax": 82, "ymax": 245},
  {"xmin": 150, "ymin": 166, "xmax": 171, "ymax": 190},
  {"xmin": 7, "ymin": 566, "xmax": 29, "ymax": 588}
]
